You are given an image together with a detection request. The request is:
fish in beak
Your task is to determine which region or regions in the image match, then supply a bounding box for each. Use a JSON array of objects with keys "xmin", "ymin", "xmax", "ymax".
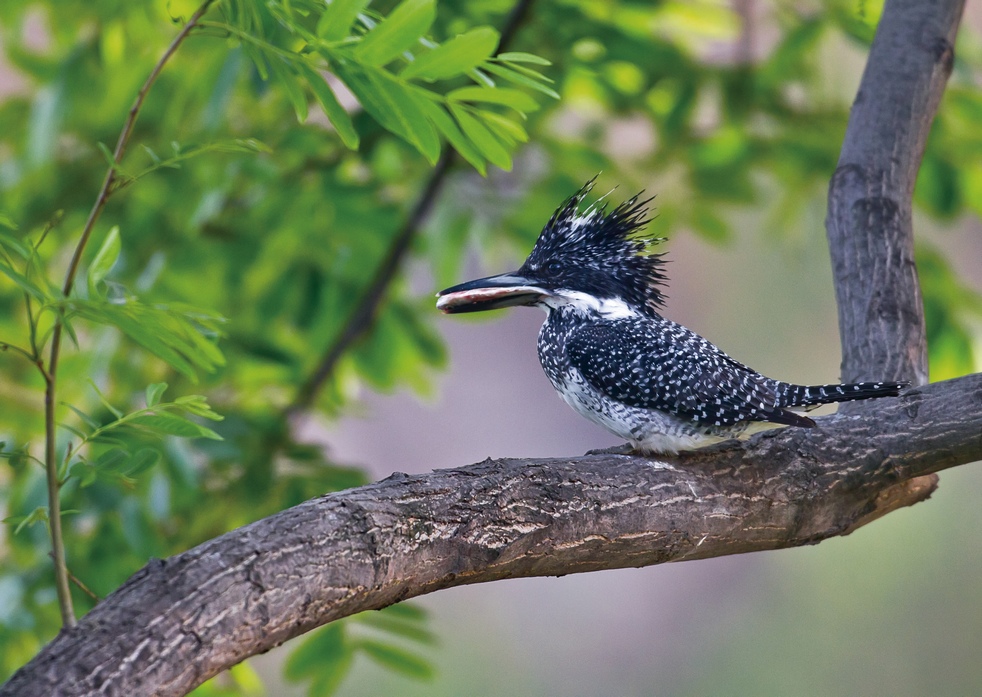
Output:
[{"xmin": 436, "ymin": 273, "xmax": 549, "ymax": 314}]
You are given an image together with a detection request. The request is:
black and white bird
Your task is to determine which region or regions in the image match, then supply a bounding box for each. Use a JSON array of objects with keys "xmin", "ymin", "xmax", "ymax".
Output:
[{"xmin": 436, "ymin": 180, "xmax": 906, "ymax": 454}]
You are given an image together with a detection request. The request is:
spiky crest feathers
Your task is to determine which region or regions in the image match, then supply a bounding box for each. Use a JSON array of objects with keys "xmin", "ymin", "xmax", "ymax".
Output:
[{"xmin": 521, "ymin": 178, "xmax": 668, "ymax": 316}]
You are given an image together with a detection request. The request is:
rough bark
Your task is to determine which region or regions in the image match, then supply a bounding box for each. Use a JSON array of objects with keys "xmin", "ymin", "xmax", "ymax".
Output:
[
  {"xmin": 827, "ymin": 0, "xmax": 964, "ymax": 391},
  {"xmin": 3, "ymin": 374, "xmax": 981, "ymax": 697},
  {"xmin": 2, "ymin": 0, "xmax": 974, "ymax": 695}
]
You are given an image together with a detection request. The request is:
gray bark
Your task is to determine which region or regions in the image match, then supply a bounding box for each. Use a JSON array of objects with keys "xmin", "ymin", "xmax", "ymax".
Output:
[{"xmin": 1, "ymin": 0, "xmax": 973, "ymax": 694}]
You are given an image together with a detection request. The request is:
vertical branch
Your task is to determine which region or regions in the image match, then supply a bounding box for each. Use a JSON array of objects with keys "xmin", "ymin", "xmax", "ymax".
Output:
[
  {"xmin": 43, "ymin": 0, "xmax": 217, "ymax": 629},
  {"xmin": 826, "ymin": 0, "xmax": 964, "ymax": 392}
]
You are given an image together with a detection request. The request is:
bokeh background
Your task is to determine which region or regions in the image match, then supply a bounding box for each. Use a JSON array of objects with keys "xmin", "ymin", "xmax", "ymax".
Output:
[{"xmin": 2, "ymin": 1, "xmax": 982, "ymax": 695}]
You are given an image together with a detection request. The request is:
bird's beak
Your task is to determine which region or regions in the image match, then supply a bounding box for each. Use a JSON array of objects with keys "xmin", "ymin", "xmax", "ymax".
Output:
[{"xmin": 436, "ymin": 273, "xmax": 548, "ymax": 314}]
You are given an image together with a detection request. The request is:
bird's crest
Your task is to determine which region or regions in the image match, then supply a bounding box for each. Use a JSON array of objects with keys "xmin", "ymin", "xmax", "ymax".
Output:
[{"xmin": 520, "ymin": 178, "xmax": 668, "ymax": 316}]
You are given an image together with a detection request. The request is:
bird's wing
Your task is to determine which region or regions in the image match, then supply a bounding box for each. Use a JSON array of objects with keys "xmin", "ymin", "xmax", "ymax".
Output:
[{"xmin": 566, "ymin": 320, "xmax": 802, "ymax": 427}]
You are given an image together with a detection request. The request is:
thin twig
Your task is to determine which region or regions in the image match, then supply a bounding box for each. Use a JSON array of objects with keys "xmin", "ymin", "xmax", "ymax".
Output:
[
  {"xmin": 42, "ymin": 0, "xmax": 218, "ymax": 630},
  {"xmin": 286, "ymin": 0, "xmax": 537, "ymax": 416},
  {"xmin": 0, "ymin": 341, "xmax": 36, "ymax": 363},
  {"xmin": 48, "ymin": 552, "xmax": 101, "ymax": 604}
]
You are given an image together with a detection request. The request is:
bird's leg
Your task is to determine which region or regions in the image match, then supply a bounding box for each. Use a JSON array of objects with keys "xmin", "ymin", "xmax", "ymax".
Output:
[{"xmin": 585, "ymin": 442, "xmax": 637, "ymax": 456}]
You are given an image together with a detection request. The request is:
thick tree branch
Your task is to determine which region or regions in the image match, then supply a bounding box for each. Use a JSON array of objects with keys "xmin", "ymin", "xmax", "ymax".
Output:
[
  {"xmin": 4, "ymin": 375, "xmax": 980, "ymax": 697},
  {"xmin": 827, "ymin": 0, "xmax": 964, "ymax": 390}
]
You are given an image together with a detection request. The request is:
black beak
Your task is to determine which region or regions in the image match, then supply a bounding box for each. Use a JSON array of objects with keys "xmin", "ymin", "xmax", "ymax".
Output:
[{"xmin": 436, "ymin": 273, "xmax": 549, "ymax": 314}]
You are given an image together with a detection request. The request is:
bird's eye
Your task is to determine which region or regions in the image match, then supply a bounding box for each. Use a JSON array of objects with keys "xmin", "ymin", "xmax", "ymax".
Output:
[{"xmin": 545, "ymin": 260, "xmax": 563, "ymax": 275}]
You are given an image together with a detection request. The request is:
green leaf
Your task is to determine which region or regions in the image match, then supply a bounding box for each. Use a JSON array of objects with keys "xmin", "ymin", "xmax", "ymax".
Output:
[
  {"xmin": 496, "ymin": 51, "xmax": 551, "ymax": 65},
  {"xmin": 480, "ymin": 111, "xmax": 529, "ymax": 145},
  {"xmin": 356, "ymin": 639, "xmax": 434, "ymax": 679},
  {"xmin": 87, "ymin": 226, "xmax": 121, "ymax": 297},
  {"xmin": 415, "ymin": 98, "xmax": 485, "ymax": 174},
  {"xmin": 94, "ymin": 447, "xmax": 129, "ymax": 472},
  {"xmin": 354, "ymin": 0, "xmax": 435, "ymax": 66},
  {"xmin": 0, "ymin": 229, "xmax": 30, "ymax": 258},
  {"xmin": 449, "ymin": 104, "xmax": 511, "ymax": 170},
  {"xmin": 758, "ymin": 18, "xmax": 824, "ymax": 86},
  {"xmin": 318, "ymin": 0, "xmax": 370, "ymax": 41},
  {"xmin": 401, "ymin": 27, "xmax": 499, "ymax": 81},
  {"xmin": 126, "ymin": 448, "xmax": 161, "ymax": 477},
  {"xmin": 7, "ymin": 506, "xmax": 48, "ymax": 535},
  {"xmin": 59, "ymin": 423, "xmax": 89, "ymax": 440},
  {"xmin": 298, "ymin": 64, "xmax": 360, "ymax": 149},
  {"xmin": 88, "ymin": 380, "xmax": 124, "ymax": 419},
  {"xmin": 69, "ymin": 460, "xmax": 98, "ymax": 487},
  {"xmin": 279, "ymin": 61, "xmax": 310, "ymax": 123},
  {"xmin": 62, "ymin": 402, "xmax": 100, "ymax": 430},
  {"xmin": 377, "ymin": 602, "xmax": 428, "ymax": 621},
  {"xmin": 227, "ymin": 662, "xmax": 265, "ymax": 697},
  {"xmin": 0, "ymin": 213, "xmax": 18, "ymax": 230},
  {"xmin": 96, "ymin": 141, "xmax": 117, "ymax": 168},
  {"xmin": 333, "ymin": 62, "xmax": 440, "ymax": 163},
  {"xmin": 284, "ymin": 623, "xmax": 349, "ymax": 681},
  {"xmin": 131, "ymin": 413, "xmax": 223, "ymax": 440},
  {"xmin": 146, "ymin": 382, "xmax": 168, "ymax": 407},
  {"xmin": 355, "ymin": 613, "xmax": 437, "ymax": 645},
  {"xmin": 483, "ymin": 63, "xmax": 560, "ymax": 99},
  {"xmin": 174, "ymin": 394, "xmax": 224, "ymax": 421},
  {"xmin": 7, "ymin": 448, "xmax": 28, "ymax": 468},
  {"xmin": 448, "ymin": 86, "xmax": 540, "ymax": 113},
  {"xmin": 70, "ymin": 299, "xmax": 225, "ymax": 381},
  {"xmin": 690, "ymin": 207, "xmax": 730, "ymax": 242},
  {"xmin": 77, "ymin": 305, "xmax": 193, "ymax": 379},
  {"xmin": 0, "ymin": 259, "xmax": 48, "ymax": 301}
]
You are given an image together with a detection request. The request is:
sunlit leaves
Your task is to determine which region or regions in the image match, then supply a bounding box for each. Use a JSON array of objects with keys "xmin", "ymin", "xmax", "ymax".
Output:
[
  {"xmin": 447, "ymin": 86, "xmax": 540, "ymax": 114},
  {"xmin": 58, "ymin": 383, "xmax": 223, "ymax": 489},
  {"xmin": 213, "ymin": 0, "xmax": 554, "ymax": 169},
  {"xmin": 332, "ymin": 61, "xmax": 442, "ymax": 164},
  {"xmin": 145, "ymin": 382, "xmax": 168, "ymax": 408},
  {"xmin": 0, "ymin": 258, "xmax": 49, "ymax": 302},
  {"xmin": 482, "ymin": 61, "xmax": 560, "ymax": 99},
  {"xmin": 401, "ymin": 27, "xmax": 499, "ymax": 81},
  {"xmin": 318, "ymin": 0, "xmax": 370, "ymax": 42},
  {"xmin": 353, "ymin": 0, "xmax": 435, "ymax": 67},
  {"xmin": 87, "ymin": 226, "xmax": 120, "ymax": 298},
  {"xmin": 448, "ymin": 104, "xmax": 511, "ymax": 170},
  {"xmin": 69, "ymin": 299, "xmax": 225, "ymax": 381},
  {"xmin": 298, "ymin": 65, "xmax": 360, "ymax": 148}
]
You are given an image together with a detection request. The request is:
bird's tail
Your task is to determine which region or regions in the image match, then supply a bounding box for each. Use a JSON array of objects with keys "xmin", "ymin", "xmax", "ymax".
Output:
[{"xmin": 779, "ymin": 381, "xmax": 908, "ymax": 408}]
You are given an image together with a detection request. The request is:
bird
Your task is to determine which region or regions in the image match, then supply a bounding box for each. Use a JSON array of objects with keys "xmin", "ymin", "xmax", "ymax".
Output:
[{"xmin": 435, "ymin": 179, "xmax": 907, "ymax": 454}]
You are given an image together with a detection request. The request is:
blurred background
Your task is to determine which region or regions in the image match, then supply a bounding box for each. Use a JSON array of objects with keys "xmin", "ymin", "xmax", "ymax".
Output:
[{"xmin": 1, "ymin": 0, "xmax": 982, "ymax": 695}]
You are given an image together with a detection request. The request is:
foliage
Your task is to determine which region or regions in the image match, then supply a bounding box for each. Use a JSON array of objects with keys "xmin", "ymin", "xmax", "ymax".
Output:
[{"xmin": 0, "ymin": 0, "xmax": 980, "ymax": 694}]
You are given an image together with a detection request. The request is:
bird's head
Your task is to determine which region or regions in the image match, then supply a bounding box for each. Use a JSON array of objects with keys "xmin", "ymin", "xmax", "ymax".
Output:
[{"xmin": 437, "ymin": 179, "xmax": 667, "ymax": 318}]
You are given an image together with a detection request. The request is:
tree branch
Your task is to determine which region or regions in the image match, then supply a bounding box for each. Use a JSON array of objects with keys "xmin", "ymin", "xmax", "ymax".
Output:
[
  {"xmin": 4, "ymin": 375, "xmax": 980, "ymax": 697},
  {"xmin": 827, "ymin": 0, "xmax": 964, "ymax": 390}
]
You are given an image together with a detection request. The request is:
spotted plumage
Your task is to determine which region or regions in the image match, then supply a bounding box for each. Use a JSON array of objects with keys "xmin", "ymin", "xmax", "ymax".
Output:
[{"xmin": 437, "ymin": 180, "xmax": 907, "ymax": 453}]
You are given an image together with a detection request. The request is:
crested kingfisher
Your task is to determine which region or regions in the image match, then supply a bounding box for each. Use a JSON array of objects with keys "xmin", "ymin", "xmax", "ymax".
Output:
[{"xmin": 436, "ymin": 180, "xmax": 906, "ymax": 454}]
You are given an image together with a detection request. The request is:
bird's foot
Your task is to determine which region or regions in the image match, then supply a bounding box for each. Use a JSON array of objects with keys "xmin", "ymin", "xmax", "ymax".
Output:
[{"xmin": 585, "ymin": 442, "xmax": 637, "ymax": 456}]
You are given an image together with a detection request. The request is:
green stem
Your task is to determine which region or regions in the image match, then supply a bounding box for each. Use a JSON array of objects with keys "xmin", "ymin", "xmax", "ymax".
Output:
[
  {"xmin": 0, "ymin": 340, "xmax": 36, "ymax": 363},
  {"xmin": 43, "ymin": 372, "xmax": 74, "ymax": 627},
  {"xmin": 42, "ymin": 0, "xmax": 218, "ymax": 630}
]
